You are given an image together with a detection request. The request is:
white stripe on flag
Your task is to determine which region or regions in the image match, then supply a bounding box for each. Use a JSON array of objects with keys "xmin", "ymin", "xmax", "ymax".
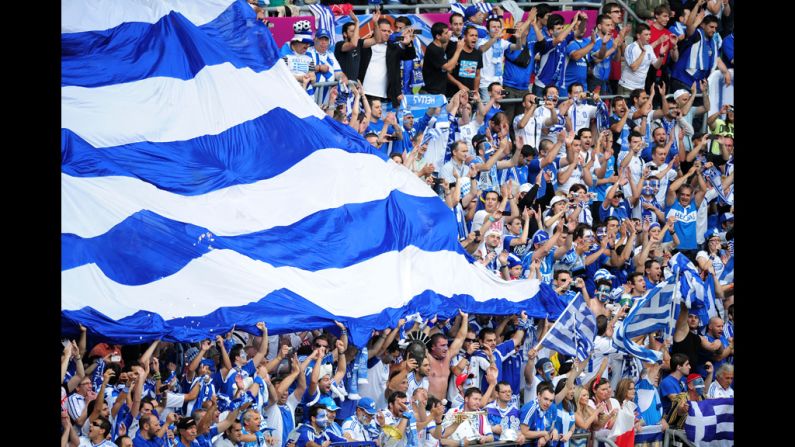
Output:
[
  {"xmin": 62, "ymin": 248, "xmax": 544, "ymax": 320},
  {"xmin": 62, "ymin": 152, "xmax": 436, "ymax": 238},
  {"xmin": 62, "ymin": 62, "xmax": 325, "ymax": 148},
  {"xmin": 62, "ymin": 0, "xmax": 235, "ymax": 33}
]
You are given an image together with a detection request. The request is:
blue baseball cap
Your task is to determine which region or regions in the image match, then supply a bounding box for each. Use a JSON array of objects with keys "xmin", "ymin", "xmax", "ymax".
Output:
[
  {"xmin": 506, "ymin": 253, "xmax": 522, "ymax": 268},
  {"xmin": 532, "ymin": 230, "xmax": 550, "ymax": 245},
  {"xmin": 705, "ymin": 228, "xmax": 721, "ymax": 241},
  {"xmin": 721, "ymin": 212, "xmax": 734, "ymax": 224},
  {"xmin": 465, "ymin": 6, "xmax": 479, "ymax": 19},
  {"xmin": 649, "ymin": 222, "xmax": 661, "ymax": 231},
  {"xmin": 317, "ymin": 397, "xmax": 340, "ymax": 411},
  {"xmin": 357, "ymin": 397, "xmax": 377, "ymax": 415},
  {"xmin": 315, "ymin": 28, "xmax": 331, "ymax": 39}
]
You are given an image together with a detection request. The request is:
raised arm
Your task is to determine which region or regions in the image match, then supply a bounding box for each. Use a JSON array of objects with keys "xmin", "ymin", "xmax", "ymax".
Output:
[
  {"xmin": 333, "ymin": 339, "xmax": 348, "ymax": 384},
  {"xmin": 251, "ymin": 321, "xmax": 269, "ymax": 367},
  {"xmin": 447, "ymin": 310, "xmax": 470, "ymax": 360},
  {"xmin": 340, "ymin": 12, "xmax": 361, "ymax": 52},
  {"xmin": 129, "ymin": 365, "xmax": 146, "ymax": 419}
]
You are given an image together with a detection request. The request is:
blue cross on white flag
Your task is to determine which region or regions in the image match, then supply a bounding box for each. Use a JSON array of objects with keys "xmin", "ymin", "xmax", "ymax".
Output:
[
  {"xmin": 669, "ymin": 253, "xmax": 722, "ymax": 321},
  {"xmin": 685, "ymin": 398, "xmax": 734, "ymax": 445},
  {"xmin": 612, "ymin": 274, "xmax": 678, "ymax": 363},
  {"xmin": 539, "ymin": 293, "xmax": 596, "ymax": 361}
]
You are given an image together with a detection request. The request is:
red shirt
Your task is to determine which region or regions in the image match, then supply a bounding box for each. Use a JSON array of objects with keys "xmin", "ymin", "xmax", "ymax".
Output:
[
  {"xmin": 648, "ymin": 20, "xmax": 674, "ymax": 76},
  {"xmin": 609, "ymin": 27, "xmax": 622, "ymax": 81}
]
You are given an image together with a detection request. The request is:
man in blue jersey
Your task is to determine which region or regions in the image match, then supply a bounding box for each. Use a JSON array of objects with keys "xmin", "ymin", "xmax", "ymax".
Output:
[
  {"xmin": 588, "ymin": 14, "xmax": 621, "ymax": 94},
  {"xmin": 366, "ymin": 100, "xmax": 404, "ymax": 155},
  {"xmin": 502, "ymin": 8, "xmax": 540, "ymax": 123},
  {"xmin": 295, "ymin": 405, "xmax": 347, "ymax": 447},
  {"xmin": 522, "ymin": 224, "xmax": 570, "ymax": 283},
  {"xmin": 659, "ymin": 354, "xmax": 690, "ymax": 417},
  {"xmin": 486, "ymin": 382, "xmax": 526, "ymax": 443},
  {"xmin": 519, "ymin": 382, "xmax": 558, "ymax": 446},
  {"xmin": 669, "ymin": 6, "xmax": 731, "ymax": 93},
  {"xmin": 560, "ymin": 16, "xmax": 597, "ymax": 98},
  {"xmin": 469, "ymin": 311, "xmax": 533, "ymax": 394},
  {"xmin": 530, "ymin": 13, "xmax": 582, "ymax": 97},
  {"xmin": 665, "ymin": 161, "xmax": 707, "ymax": 260}
]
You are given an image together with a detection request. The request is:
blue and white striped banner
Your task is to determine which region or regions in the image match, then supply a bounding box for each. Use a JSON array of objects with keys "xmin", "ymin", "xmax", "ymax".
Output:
[{"xmin": 61, "ymin": 0, "xmax": 565, "ymax": 345}]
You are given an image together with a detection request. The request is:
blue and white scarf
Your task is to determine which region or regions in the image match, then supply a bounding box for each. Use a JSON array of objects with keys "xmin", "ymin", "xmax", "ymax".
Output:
[
  {"xmin": 703, "ymin": 166, "xmax": 731, "ymax": 205},
  {"xmin": 686, "ymin": 28, "xmax": 720, "ymax": 77},
  {"xmin": 91, "ymin": 358, "xmax": 106, "ymax": 392}
]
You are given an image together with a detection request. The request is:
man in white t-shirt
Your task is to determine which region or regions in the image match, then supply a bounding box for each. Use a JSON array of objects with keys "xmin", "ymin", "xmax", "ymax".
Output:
[
  {"xmin": 617, "ymin": 131, "xmax": 646, "ymax": 192},
  {"xmin": 706, "ymin": 364, "xmax": 734, "ymax": 398},
  {"xmin": 513, "ymin": 92, "xmax": 544, "ymax": 149},
  {"xmin": 644, "ymin": 143, "xmax": 678, "ymax": 205},
  {"xmin": 477, "ymin": 16, "xmax": 529, "ymax": 99},
  {"xmin": 618, "ymin": 23, "xmax": 668, "ymax": 94}
]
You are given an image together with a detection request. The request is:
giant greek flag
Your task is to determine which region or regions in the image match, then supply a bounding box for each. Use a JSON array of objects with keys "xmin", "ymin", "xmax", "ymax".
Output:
[{"xmin": 61, "ymin": 0, "xmax": 564, "ymax": 345}]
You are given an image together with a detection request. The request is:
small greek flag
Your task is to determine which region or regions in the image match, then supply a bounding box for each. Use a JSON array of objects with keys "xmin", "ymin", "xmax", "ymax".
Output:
[
  {"xmin": 612, "ymin": 274, "xmax": 678, "ymax": 363},
  {"xmin": 539, "ymin": 293, "xmax": 596, "ymax": 361},
  {"xmin": 685, "ymin": 398, "xmax": 734, "ymax": 444}
]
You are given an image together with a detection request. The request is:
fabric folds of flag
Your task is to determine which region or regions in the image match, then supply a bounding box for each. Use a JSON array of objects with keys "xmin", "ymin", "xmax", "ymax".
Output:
[
  {"xmin": 685, "ymin": 398, "xmax": 734, "ymax": 445},
  {"xmin": 612, "ymin": 275, "xmax": 678, "ymax": 363},
  {"xmin": 308, "ymin": 3, "xmax": 337, "ymax": 43},
  {"xmin": 609, "ymin": 401, "xmax": 636, "ymax": 447},
  {"xmin": 61, "ymin": 0, "xmax": 564, "ymax": 346},
  {"xmin": 538, "ymin": 293, "xmax": 596, "ymax": 361},
  {"xmin": 669, "ymin": 253, "xmax": 723, "ymax": 321}
]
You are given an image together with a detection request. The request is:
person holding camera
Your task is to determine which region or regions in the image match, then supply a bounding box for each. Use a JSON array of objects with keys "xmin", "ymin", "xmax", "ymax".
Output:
[{"xmin": 365, "ymin": 101, "xmax": 403, "ymax": 155}]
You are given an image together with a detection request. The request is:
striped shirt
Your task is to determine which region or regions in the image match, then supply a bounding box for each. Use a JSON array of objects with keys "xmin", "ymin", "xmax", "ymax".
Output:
[{"xmin": 67, "ymin": 392, "xmax": 87, "ymax": 422}]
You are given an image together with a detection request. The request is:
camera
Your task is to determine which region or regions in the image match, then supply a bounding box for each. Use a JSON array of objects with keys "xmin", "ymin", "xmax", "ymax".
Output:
[
  {"xmin": 585, "ymin": 92, "xmax": 593, "ymax": 99},
  {"xmin": 648, "ymin": 165, "xmax": 658, "ymax": 171},
  {"xmin": 728, "ymin": 105, "xmax": 734, "ymax": 112},
  {"xmin": 501, "ymin": 91, "xmax": 509, "ymax": 97},
  {"xmin": 386, "ymin": 134, "xmax": 399, "ymax": 141},
  {"xmin": 534, "ymin": 96, "xmax": 545, "ymax": 106},
  {"xmin": 468, "ymin": 90, "xmax": 476, "ymax": 99}
]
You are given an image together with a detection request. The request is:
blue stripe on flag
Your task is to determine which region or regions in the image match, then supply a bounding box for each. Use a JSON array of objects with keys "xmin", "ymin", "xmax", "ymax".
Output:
[
  {"xmin": 62, "ymin": 0, "xmax": 280, "ymax": 87},
  {"xmin": 62, "ymin": 192, "xmax": 467, "ymax": 284},
  {"xmin": 62, "ymin": 283, "xmax": 563, "ymax": 345},
  {"xmin": 63, "ymin": 109, "xmax": 381, "ymax": 195}
]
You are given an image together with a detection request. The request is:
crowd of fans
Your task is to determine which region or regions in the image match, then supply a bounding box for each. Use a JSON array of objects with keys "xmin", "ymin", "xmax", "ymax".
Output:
[{"xmin": 60, "ymin": 1, "xmax": 734, "ymax": 446}]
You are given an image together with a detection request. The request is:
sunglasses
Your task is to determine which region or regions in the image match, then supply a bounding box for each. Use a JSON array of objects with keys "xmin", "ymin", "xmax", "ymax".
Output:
[{"xmin": 465, "ymin": 338, "xmax": 477, "ymax": 343}]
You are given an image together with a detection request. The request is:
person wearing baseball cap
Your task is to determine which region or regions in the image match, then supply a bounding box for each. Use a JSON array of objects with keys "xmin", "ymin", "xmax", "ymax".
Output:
[
  {"xmin": 308, "ymin": 28, "xmax": 343, "ymax": 104},
  {"xmin": 175, "ymin": 417, "xmax": 199, "ymax": 446},
  {"xmin": 316, "ymin": 397, "xmax": 344, "ymax": 438},
  {"xmin": 341, "ymin": 397, "xmax": 378, "ymax": 441},
  {"xmin": 522, "ymin": 223, "xmax": 569, "ymax": 283}
]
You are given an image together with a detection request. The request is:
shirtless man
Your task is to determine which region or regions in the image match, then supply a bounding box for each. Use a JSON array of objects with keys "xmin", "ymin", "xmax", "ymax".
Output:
[{"xmin": 427, "ymin": 310, "xmax": 469, "ymax": 400}]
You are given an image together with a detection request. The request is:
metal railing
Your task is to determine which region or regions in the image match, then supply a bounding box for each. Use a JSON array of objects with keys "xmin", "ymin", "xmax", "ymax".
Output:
[
  {"xmin": 613, "ymin": 0, "xmax": 643, "ymax": 29},
  {"xmin": 267, "ymin": 2, "xmax": 604, "ymax": 16},
  {"xmin": 664, "ymin": 429, "xmax": 697, "ymax": 447}
]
